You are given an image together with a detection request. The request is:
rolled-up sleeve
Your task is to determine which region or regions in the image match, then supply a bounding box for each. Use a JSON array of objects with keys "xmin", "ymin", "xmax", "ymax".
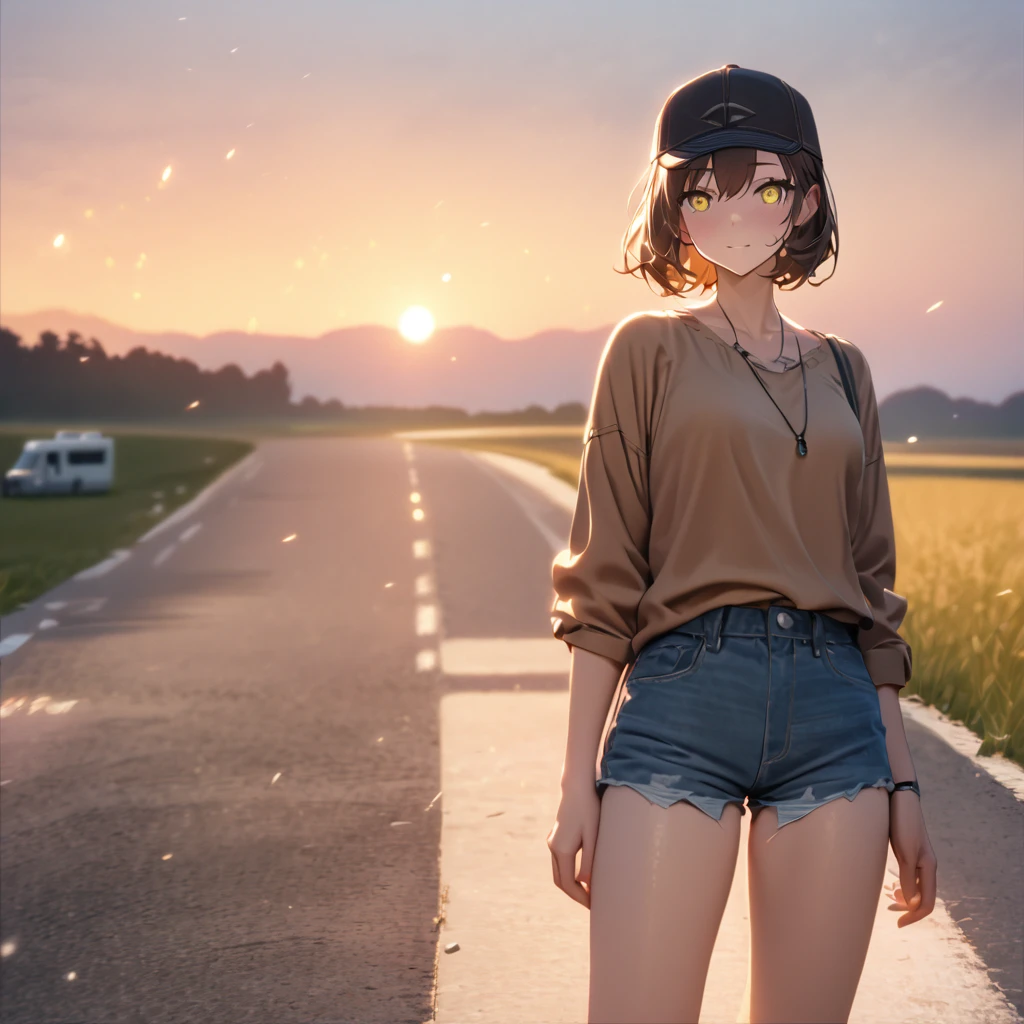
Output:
[
  {"xmin": 848, "ymin": 345, "xmax": 913, "ymax": 690},
  {"xmin": 551, "ymin": 318, "xmax": 654, "ymax": 667}
]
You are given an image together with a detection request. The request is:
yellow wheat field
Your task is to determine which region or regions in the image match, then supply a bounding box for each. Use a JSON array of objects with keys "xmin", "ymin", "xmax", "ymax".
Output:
[{"xmin": 891, "ymin": 477, "xmax": 1023, "ymax": 763}]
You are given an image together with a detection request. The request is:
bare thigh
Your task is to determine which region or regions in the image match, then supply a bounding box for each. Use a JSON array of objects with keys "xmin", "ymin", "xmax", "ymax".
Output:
[
  {"xmin": 589, "ymin": 785, "xmax": 742, "ymax": 1024},
  {"xmin": 747, "ymin": 787, "xmax": 890, "ymax": 1024}
]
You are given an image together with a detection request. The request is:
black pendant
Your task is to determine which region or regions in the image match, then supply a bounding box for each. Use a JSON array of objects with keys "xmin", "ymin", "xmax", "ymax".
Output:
[{"xmin": 796, "ymin": 435, "xmax": 808, "ymax": 457}]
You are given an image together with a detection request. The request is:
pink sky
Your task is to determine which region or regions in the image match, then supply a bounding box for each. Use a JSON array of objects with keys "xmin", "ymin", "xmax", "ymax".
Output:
[{"xmin": 1, "ymin": 0, "xmax": 1021, "ymax": 401}]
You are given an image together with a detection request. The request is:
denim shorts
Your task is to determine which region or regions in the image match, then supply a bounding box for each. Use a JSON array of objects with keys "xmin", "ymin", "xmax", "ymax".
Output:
[{"xmin": 596, "ymin": 604, "xmax": 895, "ymax": 828}]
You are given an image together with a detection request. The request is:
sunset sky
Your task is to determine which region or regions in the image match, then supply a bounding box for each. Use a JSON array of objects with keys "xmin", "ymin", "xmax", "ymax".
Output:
[{"xmin": 1, "ymin": 0, "xmax": 1021, "ymax": 400}]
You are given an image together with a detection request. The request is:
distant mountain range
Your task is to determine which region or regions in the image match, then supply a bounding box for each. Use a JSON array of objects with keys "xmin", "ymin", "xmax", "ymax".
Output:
[
  {"xmin": 0, "ymin": 309, "xmax": 606, "ymax": 415},
  {"xmin": 1, "ymin": 308, "xmax": 1021, "ymax": 437}
]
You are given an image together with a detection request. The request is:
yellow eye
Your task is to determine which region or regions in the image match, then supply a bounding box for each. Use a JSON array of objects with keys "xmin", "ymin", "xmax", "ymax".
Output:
[
  {"xmin": 689, "ymin": 194, "xmax": 710, "ymax": 212},
  {"xmin": 760, "ymin": 185, "xmax": 782, "ymax": 205}
]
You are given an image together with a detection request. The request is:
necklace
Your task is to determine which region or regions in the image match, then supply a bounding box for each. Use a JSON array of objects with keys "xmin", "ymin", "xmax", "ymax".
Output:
[{"xmin": 718, "ymin": 304, "xmax": 810, "ymax": 457}]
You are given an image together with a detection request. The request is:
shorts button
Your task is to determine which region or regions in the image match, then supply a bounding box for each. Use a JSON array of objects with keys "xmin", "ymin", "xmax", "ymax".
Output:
[{"xmin": 776, "ymin": 611, "xmax": 793, "ymax": 628}]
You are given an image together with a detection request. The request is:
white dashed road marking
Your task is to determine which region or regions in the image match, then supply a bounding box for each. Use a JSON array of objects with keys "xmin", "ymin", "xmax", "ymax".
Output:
[
  {"xmin": 416, "ymin": 604, "xmax": 438, "ymax": 636},
  {"xmin": 179, "ymin": 523, "xmax": 202, "ymax": 543},
  {"xmin": 153, "ymin": 545, "xmax": 176, "ymax": 567},
  {"xmin": 0, "ymin": 635, "xmax": 33, "ymax": 659},
  {"xmin": 406, "ymin": 446, "xmax": 442, "ymax": 670}
]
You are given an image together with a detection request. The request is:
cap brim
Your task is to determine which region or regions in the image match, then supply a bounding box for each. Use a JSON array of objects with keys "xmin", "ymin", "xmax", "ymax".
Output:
[{"xmin": 654, "ymin": 128, "xmax": 807, "ymax": 164}]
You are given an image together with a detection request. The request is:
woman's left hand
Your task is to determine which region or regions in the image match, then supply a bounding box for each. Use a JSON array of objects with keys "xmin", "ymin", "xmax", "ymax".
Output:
[{"xmin": 885, "ymin": 792, "xmax": 937, "ymax": 927}]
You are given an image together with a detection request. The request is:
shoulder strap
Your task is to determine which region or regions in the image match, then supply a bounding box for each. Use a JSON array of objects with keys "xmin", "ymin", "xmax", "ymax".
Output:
[{"xmin": 818, "ymin": 332, "xmax": 860, "ymax": 424}]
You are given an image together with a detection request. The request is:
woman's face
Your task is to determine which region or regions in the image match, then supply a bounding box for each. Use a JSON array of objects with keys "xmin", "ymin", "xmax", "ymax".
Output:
[{"xmin": 677, "ymin": 150, "xmax": 820, "ymax": 277}]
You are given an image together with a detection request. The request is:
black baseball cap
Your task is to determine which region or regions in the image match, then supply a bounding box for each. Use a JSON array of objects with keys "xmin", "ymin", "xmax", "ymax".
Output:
[{"xmin": 651, "ymin": 65, "xmax": 822, "ymax": 164}]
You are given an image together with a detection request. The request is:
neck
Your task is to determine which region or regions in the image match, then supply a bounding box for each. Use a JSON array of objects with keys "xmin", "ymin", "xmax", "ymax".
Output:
[{"xmin": 699, "ymin": 263, "xmax": 781, "ymax": 343}]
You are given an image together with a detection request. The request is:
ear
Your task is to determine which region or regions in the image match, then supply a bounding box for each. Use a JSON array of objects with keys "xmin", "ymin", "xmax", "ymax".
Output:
[{"xmin": 794, "ymin": 183, "xmax": 821, "ymax": 228}]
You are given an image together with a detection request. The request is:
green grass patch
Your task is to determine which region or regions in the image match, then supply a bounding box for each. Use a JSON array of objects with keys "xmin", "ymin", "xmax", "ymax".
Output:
[{"xmin": 0, "ymin": 429, "xmax": 253, "ymax": 615}]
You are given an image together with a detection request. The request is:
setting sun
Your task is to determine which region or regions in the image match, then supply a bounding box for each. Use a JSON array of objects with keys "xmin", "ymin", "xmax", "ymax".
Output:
[{"xmin": 398, "ymin": 306, "xmax": 435, "ymax": 343}]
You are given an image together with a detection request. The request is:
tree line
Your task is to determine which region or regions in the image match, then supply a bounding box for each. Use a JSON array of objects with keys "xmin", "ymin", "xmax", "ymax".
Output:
[
  {"xmin": 0, "ymin": 328, "xmax": 292, "ymax": 419},
  {"xmin": 0, "ymin": 327, "xmax": 588, "ymax": 426},
  {"xmin": 6, "ymin": 325, "xmax": 1017, "ymax": 436}
]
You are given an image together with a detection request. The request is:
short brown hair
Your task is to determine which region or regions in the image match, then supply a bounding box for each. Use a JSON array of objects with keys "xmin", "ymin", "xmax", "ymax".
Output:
[{"xmin": 617, "ymin": 146, "xmax": 839, "ymax": 296}]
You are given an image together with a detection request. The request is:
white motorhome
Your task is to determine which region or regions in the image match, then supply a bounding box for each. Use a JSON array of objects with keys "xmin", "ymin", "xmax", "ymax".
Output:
[{"xmin": 3, "ymin": 431, "xmax": 115, "ymax": 497}]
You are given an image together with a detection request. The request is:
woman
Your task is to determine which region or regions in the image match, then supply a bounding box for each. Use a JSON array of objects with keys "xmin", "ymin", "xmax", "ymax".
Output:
[{"xmin": 546, "ymin": 65, "xmax": 937, "ymax": 1024}]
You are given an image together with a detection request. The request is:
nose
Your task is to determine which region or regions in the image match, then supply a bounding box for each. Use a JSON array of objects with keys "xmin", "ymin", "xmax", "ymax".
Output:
[{"xmin": 730, "ymin": 212, "xmax": 743, "ymax": 225}]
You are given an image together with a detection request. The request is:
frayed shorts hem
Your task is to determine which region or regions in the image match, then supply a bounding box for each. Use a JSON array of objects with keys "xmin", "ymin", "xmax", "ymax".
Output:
[
  {"xmin": 596, "ymin": 776, "xmax": 895, "ymax": 829},
  {"xmin": 595, "ymin": 777, "xmax": 747, "ymax": 824},
  {"xmin": 747, "ymin": 777, "xmax": 895, "ymax": 827}
]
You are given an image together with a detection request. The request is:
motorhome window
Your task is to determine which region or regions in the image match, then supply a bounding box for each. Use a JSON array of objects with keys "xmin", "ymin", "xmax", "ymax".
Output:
[
  {"xmin": 46, "ymin": 451, "xmax": 62, "ymax": 471},
  {"xmin": 68, "ymin": 449, "xmax": 107, "ymax": 465},
  {"xmin": 13, "ymin": 451, "xmax": 39, "ymax": 470}
]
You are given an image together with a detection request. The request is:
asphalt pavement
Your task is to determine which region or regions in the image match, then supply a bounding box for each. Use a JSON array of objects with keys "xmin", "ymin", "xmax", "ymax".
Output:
[{"xmin": 1, "ymin": 435, "xmax": 1021, "ymax": 1024}]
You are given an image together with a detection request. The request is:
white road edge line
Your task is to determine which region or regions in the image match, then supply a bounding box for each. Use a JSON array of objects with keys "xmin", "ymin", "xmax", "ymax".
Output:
[
  {"xmin": 73, "ymin": 548, "xmax": 132, "ymax": 581},
  {"xmin": 466, "ymin": 448, "xmax": 575, "ymax": 514},
  {"xmin": 464, "ymin": 450, "xmax": 568, "ymax": 554},
  {"xmin": 899, "ymin": 698, "xmax": 1024, "ymax": 800}
]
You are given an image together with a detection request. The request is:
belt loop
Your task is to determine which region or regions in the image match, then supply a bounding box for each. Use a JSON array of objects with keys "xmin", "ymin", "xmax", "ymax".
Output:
[
  {"xmin": 705, "ymin": 606, "xmax": 725, "ymax": 653},
  {"xmin": 810, "ymin": 611, "xmax": 823, "ymax": 658}
]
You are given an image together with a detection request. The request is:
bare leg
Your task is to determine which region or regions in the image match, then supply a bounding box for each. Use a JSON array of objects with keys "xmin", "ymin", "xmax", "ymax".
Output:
[
  {"xmin": 747, "ymin": 787, "xmax": 889, "ymax": 1023},
  {"xmin": 589, "ymin": 785, "xmax": 743, "ymax": 1024}
]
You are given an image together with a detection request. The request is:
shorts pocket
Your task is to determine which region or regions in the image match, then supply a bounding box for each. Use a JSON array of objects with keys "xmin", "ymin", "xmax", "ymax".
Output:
[
  {"xmin": 628, "ymin": 633, "xmax": 707, "ymax": 685},
  {"xmin": 823, "ymin": 639, "xmax": 876, "ymax": 690}
]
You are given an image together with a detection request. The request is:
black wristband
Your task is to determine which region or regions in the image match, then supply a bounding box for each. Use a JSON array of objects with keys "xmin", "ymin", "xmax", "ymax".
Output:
[{"xmin": 891, "ymin": 779, "xmax": 921, "ymax": 798}]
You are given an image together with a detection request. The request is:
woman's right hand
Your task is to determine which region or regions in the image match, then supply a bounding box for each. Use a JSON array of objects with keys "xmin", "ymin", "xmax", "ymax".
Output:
[{"xmin": 545, "ymin": 779, "xmax": 601, "ymax": 909}]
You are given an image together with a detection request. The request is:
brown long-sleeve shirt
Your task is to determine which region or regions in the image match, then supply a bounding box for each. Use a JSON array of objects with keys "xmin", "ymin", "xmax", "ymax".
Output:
[{"xmin": 550, "ymin": 308, "xmax": 912, "ymax": 690}]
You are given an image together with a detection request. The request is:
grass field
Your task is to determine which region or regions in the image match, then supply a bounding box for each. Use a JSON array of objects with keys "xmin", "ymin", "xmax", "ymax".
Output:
[
  {"xmin": 0, "ymin": 427, "xmax": 253, "ymax": 616},
  {"xmin": 413, "ymin": 429, "xmax": 1024, "ymax": 770}
]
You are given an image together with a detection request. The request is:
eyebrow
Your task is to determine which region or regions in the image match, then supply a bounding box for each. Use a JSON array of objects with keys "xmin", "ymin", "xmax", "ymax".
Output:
[{"xmin": 693, "ymin": 164, "xmax": 791, "ymax": 190}]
